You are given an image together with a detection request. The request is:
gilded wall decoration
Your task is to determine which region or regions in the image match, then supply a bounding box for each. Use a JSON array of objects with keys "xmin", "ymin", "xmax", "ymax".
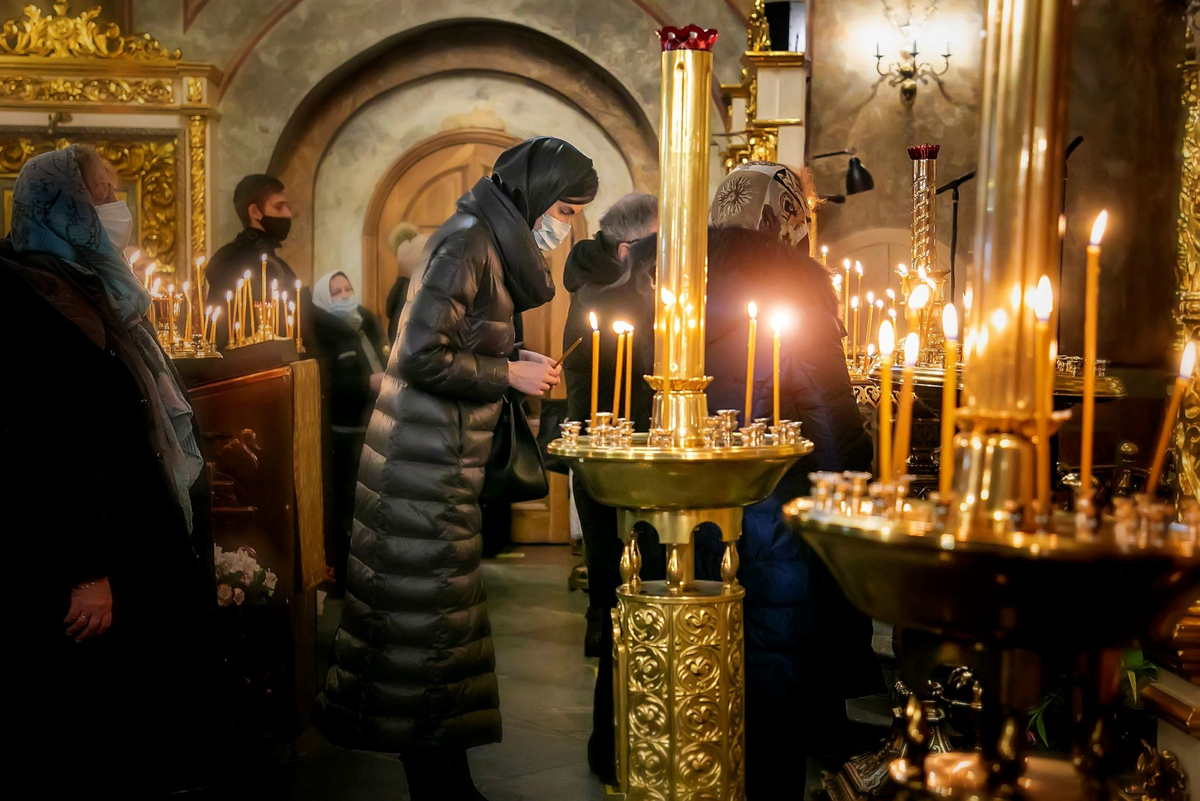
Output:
[
  {"xmin": 186, "ymin": 76, "xmax": 204, "ymax": 104},
  {"xmin": 0, "ymin": 75, "xmax": 174, "ymax": 104},
  {"xmin": 0, "ymin": 134, "xmax": 180, "ymax": 273},
  {"xmin": 188, "ymin": 115, "xmax": 206, "ymax": 263},
  {"xmin": 0, "ymin": 2, "xmax": 181, "ymax": 60},
  {"xmin": 1178, "ymin": 8, "xmax": 1200, "ymax": 504}
]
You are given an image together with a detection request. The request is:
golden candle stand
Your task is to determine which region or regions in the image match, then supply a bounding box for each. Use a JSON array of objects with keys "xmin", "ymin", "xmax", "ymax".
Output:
[{"xmin": 549, "ymin": 24, "xmax": 814, "ymax": 800}]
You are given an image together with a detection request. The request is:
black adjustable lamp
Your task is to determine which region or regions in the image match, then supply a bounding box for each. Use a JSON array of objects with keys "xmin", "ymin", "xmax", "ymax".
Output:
[{"xmin": 811, "ymin": 149, "xmax": 875, "ymax": 197}]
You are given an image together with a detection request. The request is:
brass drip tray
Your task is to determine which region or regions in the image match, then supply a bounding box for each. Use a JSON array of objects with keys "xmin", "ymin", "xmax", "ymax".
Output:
[
  {"xmin": 784, "ymin": 499, "xmax": 1200, "ymax": 649},
  {"xmin": 549, "ymin": 434, "xmax": 812, "ymax": 510}
]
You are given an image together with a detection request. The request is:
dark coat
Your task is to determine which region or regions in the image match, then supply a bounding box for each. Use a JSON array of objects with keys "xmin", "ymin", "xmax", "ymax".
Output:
[
  {"xmin": 562, "ymin": 231, "xmax": 656, "ymax": 430},
  {"xmin": 632, "ymin": 227, "xmax": 878, "ymax": 788},
  {"xmin": 310, "ymin": 304, "xmax": 388, "ymax": 430},
  {"xmin": 385, "ymin": 274, "xmax": 410, "ymax": 345},
  {"xmin": 1, "ymin": 241, "xmax": 218, "ymax": 793},
  {"xmin": 206, "ymin": 227, "xmax": 311, "ymax": 349},
  {"xmin": 316, "ymin": 180, "xmax": 546, "ymax": 752}
]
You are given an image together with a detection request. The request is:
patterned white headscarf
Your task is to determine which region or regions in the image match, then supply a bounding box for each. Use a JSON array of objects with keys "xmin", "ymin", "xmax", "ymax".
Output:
[{"xmin": 709, "ymin": 162, "xmax": 810, "ymax": 247}]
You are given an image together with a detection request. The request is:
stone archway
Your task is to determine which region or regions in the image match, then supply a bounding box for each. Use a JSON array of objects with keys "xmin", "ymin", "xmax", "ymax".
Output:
[{"xmin": 268, "ymin": 19, "xmax": 660, "ymax": 283}]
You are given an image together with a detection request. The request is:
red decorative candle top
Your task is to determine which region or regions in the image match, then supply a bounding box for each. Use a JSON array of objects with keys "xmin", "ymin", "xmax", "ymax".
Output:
[
  {"xmin": 907, "ymin": 143, "xmax": 941, "ymax": 160},
  {"xmin": 659, "ymin": 25, "xmax": 719, "ymax": 51}
]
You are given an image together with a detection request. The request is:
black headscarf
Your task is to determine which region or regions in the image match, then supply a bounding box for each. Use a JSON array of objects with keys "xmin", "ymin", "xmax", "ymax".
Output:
[{"xmin": 491, "ymin": 137, "xmax": 599, "ymax": 228}]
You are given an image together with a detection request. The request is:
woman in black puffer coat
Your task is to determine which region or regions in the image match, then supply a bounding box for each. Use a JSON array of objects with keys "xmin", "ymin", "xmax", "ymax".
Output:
[{"xmin": 316, "ymin": 137, "xmax": 597, "ymax": 801}]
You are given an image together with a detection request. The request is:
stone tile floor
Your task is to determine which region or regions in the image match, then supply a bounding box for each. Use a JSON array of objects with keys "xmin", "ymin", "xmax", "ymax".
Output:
[{"xmin": 286, "ymin": 545, "xmax": 613, "ymax": 801}]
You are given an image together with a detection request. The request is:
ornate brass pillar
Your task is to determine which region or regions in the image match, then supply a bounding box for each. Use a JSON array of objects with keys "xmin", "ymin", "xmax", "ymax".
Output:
[
  {"xmin": 1176, "ymin": 1, "xmax": 1200, "ymax": 504},
  {"xmin": 956, "ymin": 0, "xmax": 1074, "ymax": 527}
]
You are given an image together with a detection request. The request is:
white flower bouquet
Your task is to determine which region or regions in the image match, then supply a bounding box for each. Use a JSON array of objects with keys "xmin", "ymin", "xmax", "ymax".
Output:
[{"xmin": 214, "ymin": 545, "xmax": 278, "ymax": 607}]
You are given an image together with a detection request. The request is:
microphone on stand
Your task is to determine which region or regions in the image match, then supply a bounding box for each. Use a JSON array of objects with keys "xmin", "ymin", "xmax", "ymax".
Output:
[{"xmin": 937, "ymin": 171, "xmax": 977, "ymax": 301}]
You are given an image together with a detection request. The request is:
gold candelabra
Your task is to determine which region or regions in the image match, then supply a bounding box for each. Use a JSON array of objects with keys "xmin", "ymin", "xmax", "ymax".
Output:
[
  {"xmin": 549, "ymin": 24, "xmax": 811, "ymax": 800},
  {"xmin": 788, "ymin": 1, "xmax": 1198, "ymax": 799}
]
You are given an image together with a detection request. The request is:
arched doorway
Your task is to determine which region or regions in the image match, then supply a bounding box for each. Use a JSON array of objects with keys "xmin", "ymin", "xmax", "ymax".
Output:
[{"xmin": 364, "ymin": 129, "xmax": 519, "ymax": 312}]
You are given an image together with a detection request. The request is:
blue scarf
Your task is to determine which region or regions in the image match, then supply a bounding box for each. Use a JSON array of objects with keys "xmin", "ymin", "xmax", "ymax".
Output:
[{"xmin": 11, "ymin": 147, "xmax": 203, "ymax": 532}]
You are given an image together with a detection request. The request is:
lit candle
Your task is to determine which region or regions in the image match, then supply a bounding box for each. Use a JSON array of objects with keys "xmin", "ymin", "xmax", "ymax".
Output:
[
  {"xmin": 1034, "ymin": 276, "xmax": 1054, "ymax": 519},
  {"xmin": 143, "ymin": 261, "xmax": 156, "ymax": 290},
  {"xmin": 260, "ymin": 253, "xmax": 268, "ymax": 302},
  {"xmin": 225, "ymin": 290, "xmax": 234, "ymax": 345},
  {"xmin": 820, "ymin": 245, "xmax": 828, "ymax": 268},
  {"xmin": 886, "ymin": 288, "xmax": 896, "ymax": 318},
  {"xmin": 624, "ymin": 323, "xmax": 634, "ymax": 422},
  {"xmin": 771, "ymin": 312, "xmax": 785, "ymax": 427},
  {"xmin": 612, "ymin": 321, "xmax": 627, "ymax": 417},
  {"xmin": 273, "ymin": 288, "xmax": 281, "ymax": 338},
  {"xmin": 234, "ymin": 320, "xmax": 241, "ymax": 343},
  {"xmin": 892, "ymin": 333, "xmax": 920, "ymax": 476},
  {"xmin": 167, "ymin": 284, "xmax": 177, "ymax": 344},
  {"xmin": 589, "ymin": 311, "xmax": 600, "ymax": 427},
  {"xmin": 182, "ymin": 281, "xmax": 193, "ymax": 341},
  {"xmin": 843, "ymin": 259, "xmax": 851, "ymax": 328},
  {"xmin": 209, "ymin": 307, "xmax": 221, "ymax": 344},
  {"xmin": 878, "ymin": 321, "xmax": 895, "ymax": 482},
  {"xmin": 909, "ymin": 283, "xmax": 931, "ymax": 348},
  {"xmin": 865, "ymin": 292, "xmax": 876, "ymax": 369},
  {"xmin": 1148, "ymin": 341, "xmax": 1197, "ymax": 493},
  {"xmin": 294, "ymin": 279, "xmax": 303, "ymax": 347},
  {"xmin": 855, "ymin": 261, "xmax": 864, "ymax": 311},
  {"xmin": 1081, "ymin": 211, "xmax": 1107, "ymax": 496},
  {"xmin": 202, "ymin": 304, "xmax": 211, "ymax": 341},
  {"xmin": 939, "ymin": 305, "xmax": 959, "ymax": 495},
  {"xmin": 850, "ymin": 296, "xmax": 860, "ymax": 365},
  {"xmin": 287, "ymin": 301, "xmax": 296, "ymax": 338},
  {"xmin": 243, "ymin": 271, "xmax": 254, "ymax": 337},
  {"xmin": 745, "ymin": 302, "xmax": 758, "ymax": 424}
]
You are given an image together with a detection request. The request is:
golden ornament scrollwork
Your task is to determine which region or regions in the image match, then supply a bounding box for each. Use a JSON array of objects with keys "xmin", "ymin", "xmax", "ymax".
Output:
[
  {"xmin": 0, "ymin": 2, "xmax": 181, "ymax": 61},
  {"xmin": 747, "ymin": 0, "xmax": 771, "ymax": 52},
  {"xmin": 0, "ymin": 134, "xmax": 179, "ymax": 273},
  {"xmin": 189, "ymin": 115, "xmax": 207, "ymax": 266},
  {"xmin": 0, "ymin": 75, "xmax": 173, "ymax": 103},
  {"xmin": 1177, "ymin": 7, "xmax": 1200, "ymax": 504},
  {"xmin": 186, "ymin": 77, "xmax": 203, "ymax": 104}
]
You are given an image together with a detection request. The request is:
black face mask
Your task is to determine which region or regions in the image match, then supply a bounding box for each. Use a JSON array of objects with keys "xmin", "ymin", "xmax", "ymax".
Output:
[{"xmin": 258, "ymin": 214, "xmax": 291, "ymax": 243}]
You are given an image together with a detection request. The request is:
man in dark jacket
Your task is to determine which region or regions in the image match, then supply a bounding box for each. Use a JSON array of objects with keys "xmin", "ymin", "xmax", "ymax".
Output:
[
  {"xmin": 207, "ymin": 174, "xmax": 310, "ymax": 348},
  {"xmin": 561, "ymin": 192, "xmax": 664, "ymax": 785}
]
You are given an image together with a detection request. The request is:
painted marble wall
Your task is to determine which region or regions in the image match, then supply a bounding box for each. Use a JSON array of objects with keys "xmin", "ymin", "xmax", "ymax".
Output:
[
  {"xmin": 313, "ymin": 73, "xmax": 634, "ymax": 292},
  {"xmin": 92, "ymin": 0, "xmax": 747, "ymax": 243}
]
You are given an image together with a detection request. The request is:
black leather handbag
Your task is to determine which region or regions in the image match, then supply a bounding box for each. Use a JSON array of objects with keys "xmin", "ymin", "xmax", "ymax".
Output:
[{"xmin": 481, "ymin": 390, "xmax": 549, "ymax": 502}]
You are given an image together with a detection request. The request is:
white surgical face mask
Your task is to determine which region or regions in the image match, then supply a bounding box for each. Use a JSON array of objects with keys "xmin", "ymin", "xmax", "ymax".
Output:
[
  {"xmin": 332, "ymin": 294, "xmax": 358, "ymax": 315},
  {"xmin": 534, "ymin": 214, "xmax": 572, "ymax": 251},
  {"xmin": 96, "ymin": 200, "xmax": 133, "ymax": 250}
]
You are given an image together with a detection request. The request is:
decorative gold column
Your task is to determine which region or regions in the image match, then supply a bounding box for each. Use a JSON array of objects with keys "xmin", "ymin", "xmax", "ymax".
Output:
[
  {"xmin": 651, "ymin": 29, "xmax": 715, "ymax": 447},
  {"xmin": 909, "ymin": 143, "xmax": 946, "ymax": 365},
  {"xmin": 1175, "ymin": 2, "xmax": 1200, "ymax": 504},
  {"xmin": 956, "ymin": 0, "xmax": 1074, "ymax": 526}
]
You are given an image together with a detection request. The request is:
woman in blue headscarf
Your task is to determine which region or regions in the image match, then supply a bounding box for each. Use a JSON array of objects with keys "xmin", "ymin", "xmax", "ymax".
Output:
[{"xmin": 1, "ymin": 145, "xmax": 217, "ymax": 795}]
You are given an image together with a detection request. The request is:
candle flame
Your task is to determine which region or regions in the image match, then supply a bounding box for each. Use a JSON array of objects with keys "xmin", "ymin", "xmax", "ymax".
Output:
[
  {"xmin": 260, "ymin": 253, "xmax": 267, "ymax": 262},
  {"xmin": 272, "ymin": 290, "xmax": 280, "ymax": 300},
  {"xmin": 855, "ymin": 261, "xmax": 864, "ymax": 277},
  {"xmin": 991, "ymin": 308, "xmax": 1009, "ymax": 332},
  {"xmin": 879, "ymin": 320, "xmax": 895, "ymax": 355},
  {"xmin": 963, "ymin": 286, "xmax": 973, "ymax": 311},
  {"xmin": 295, "ymin": 279, "xmax": 302, "ymax": 290},
  {"xmin": 1181, "ymin": 341, "xmax": 1197, "ymax": 377},
  {"xmin": 225, "ymin": 290, "xmax": 233, "ymax": 301},
  {"xmin": 748, "ymin": 301, "xmax": 758, "ymax": 319},
  {"xmin": 903, "ymin": 333, "xmax": 919, "ymax": 366},
  {"xmin": 889, "ymin": 308, "xmax": 897, "ymax": 319},
  {"xmin": 612, "ymin": 320, "xmax": 631, "ymax": 334},
  {"xmin": 243, "ymin": 270, "xmax": 252, "ymax": 280},
  {"xmin": 289, "ymin": 301, "xmax": 296, "ymax": 312},
  {"xmin": 271, "ymin": 278, "xmax": 278, "ymax": 291},
  {"xmin": 589, "ymin": 311, "xmax": 599, "ymax": 331},
  {"xmin": 236, "ymin": 278, "xmax": 243, "ymax": 289},
  {"xmin": 182, "ymin": 281, "xmax": 190, "ymax": 292},
  {"xmin": 821, "ymin": 245, "xmax": 828, "ymax": 255},
  {"xmin": 195, "ymin": 255, "xmax": 206, "ymax": 268},
  {"xmin": 151, "ymin": 278, "xmax": 161, "ymax": 294},
  {"xmin": 1090, "ymin": 210, "xmax": 1108, "ymax": 246},
  {"xmin": 875, "ymin": 299, "xmax": 884, "ymax": 309},
  {"xmin": 942, "ymin": 303, "xmax": 959, "ymax": 340},
  {"xmin": 867, "ymin": 291, "xmax": 875, "ymax": 303},
  {"xmin": 917, "ymin": 266, "xmax": 927, "ymax": 280},
  {"xmin": 129, "ymin": 249, "xmax": 141, "ymax": 264},
  {"xmin": 287, "ymin": 315, "xmax": 294, "ymax": 326},
  {"xmin": 886, "ymin": 289, "xmax": 896, "ymax": 300},
  {"xmin": 282, "ymin": 291, "xmax": 288, "ymax": 302},
  {"xmin": 660, "ymin": 288, "xmax": 676, "ymax": 307},
  {"xmin": 851, "ymin": 295, "xmax": 860, "ymax": 309},
  {"xmin": 832, "ymin": 275, "xmax": 843, "ymax": 290},
  {"xmin": 843, "ymin": 258, "xmax": 851, "ymax": 271},
  {"xmin": 770, "ymin": 311, "xmax": 788, "ymax": 333},
  {"xmin": 909, "ymin": 283, "xmax": 931, "ymax": 310},
  {"xmin": 168, "ymin": 283, "xmax": 175, "ymax": 294},
  {"xmin": 896, "ymin": 263, "xmax": 909, "ymax": 276},
  {"xmin": 1034, "ymin": 275, "xmax": 1054, "ymax": 322},
  {"xmin": 867, "ymin": 343, "xmax": 876, "ymax": 357},
  {"xmin": 211, "ymin": 307, "xmax": 221, "ymax": 321}
]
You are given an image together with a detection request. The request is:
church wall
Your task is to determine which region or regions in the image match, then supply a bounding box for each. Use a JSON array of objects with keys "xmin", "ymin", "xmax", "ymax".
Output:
[{"xmin": 313, "ymin": 73, "xmax": 635, "ymax": 292}]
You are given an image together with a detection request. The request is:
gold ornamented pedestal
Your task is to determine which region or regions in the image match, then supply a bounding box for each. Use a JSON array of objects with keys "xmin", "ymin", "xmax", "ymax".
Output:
[
  {"xmin": 1175, "ymin": 2, "xmax": 1200, "ymax": 505},
  {"xmin": 550, "ymin": 25, "xmax": 810, "ymax": 801}
]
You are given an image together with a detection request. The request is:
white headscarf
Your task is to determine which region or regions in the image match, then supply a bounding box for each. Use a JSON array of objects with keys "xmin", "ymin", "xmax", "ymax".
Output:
[
  {"xmin": 710, "ymin": 162, "xmax": 810, "ymax": 247},
  {"xmin": 312, "ymin": 269, "xmax": 362, "ymax": 329}
]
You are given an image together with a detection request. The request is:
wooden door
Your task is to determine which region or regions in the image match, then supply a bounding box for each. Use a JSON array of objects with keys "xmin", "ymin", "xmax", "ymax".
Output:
[{"xmin": 363, "ymin": 129, "xmax": 581, "ymax": 544}]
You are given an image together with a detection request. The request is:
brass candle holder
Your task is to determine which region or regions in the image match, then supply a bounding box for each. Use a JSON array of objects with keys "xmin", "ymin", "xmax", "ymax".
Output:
[
  {"xmin": 785, "ymin": 1, "xmax": 1197, "ymax": 799},
  {"xmin": 549, "ymin": 25, "xmax": 810, "ymax": 801}
]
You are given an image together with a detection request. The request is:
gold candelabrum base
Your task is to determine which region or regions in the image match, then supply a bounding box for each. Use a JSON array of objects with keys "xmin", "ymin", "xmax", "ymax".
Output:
[{"xmin": 549, "ymin": 431, "xmax": 811, "ymax": 799}]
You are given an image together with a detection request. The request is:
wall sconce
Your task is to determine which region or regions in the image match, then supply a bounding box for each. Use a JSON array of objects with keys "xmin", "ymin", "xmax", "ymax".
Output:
[{"xmin": 874, "ymin": 41, "xmax": 951, "ymax": 109}]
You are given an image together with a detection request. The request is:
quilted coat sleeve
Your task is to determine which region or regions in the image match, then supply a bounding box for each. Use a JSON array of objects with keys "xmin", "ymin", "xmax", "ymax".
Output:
[{"xmin": 396, "ymin": 230, "xmax": 511, "ymax": 403}]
